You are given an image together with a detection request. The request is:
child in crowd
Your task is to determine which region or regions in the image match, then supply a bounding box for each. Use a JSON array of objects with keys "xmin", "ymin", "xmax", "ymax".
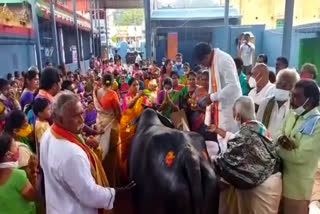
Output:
[
  {"xmin": 33, "ymin": 98, "xmax": 51, "ymax": 143},
  {"xmin": 84, "ymin": 97, "xmax": 97, "ymax": 129},
  {"xmin": 0, "ymin": 78, "xmax": 21, "ymax": 115},
  {"xmin": 118, "ymin": 71, "xmax": 130, "ymax": 99},
  {"xmin": 0, "ymin": 133, "xmax": 37, "ymax": 214}
]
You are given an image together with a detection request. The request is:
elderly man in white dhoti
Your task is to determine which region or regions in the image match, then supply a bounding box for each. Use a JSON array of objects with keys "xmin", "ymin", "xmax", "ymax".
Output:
[
  {"xmin": 193, "ymin": 42, "xmax": 242, "ymax": 157},
  {"xmin": 207, "ymin": 96, "xmax": 282, "ymax": 214}
]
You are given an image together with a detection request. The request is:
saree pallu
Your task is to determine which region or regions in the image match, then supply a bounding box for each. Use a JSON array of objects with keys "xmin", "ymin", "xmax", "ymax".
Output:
[
  {"xmin": 119, "ymin": 97, "xmax": 144, "ymax": 182},
  {"xmin": 93, "ymin": 90, "xmax": 121, "ymax": 187}
]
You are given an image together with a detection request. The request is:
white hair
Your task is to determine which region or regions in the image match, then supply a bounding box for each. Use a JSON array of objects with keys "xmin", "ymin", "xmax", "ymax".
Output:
[
  {"xmin": 276, "ymin": 68, "xmax": 300, "ymax": 86},
  {"xmin": 233, "ymin": 96, "xmax": 256, "ymax": 121},
  {"xmin": 28, "ymin": 66, "xmax": 39, "ymax": 73},
  {"xmin": 52, "ymin": 91, "xmax": 80, "ymax": 120}
]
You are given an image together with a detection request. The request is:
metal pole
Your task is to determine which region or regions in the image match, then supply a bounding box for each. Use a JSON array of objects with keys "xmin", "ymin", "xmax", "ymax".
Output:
[
  {"xmin": 94, "ymin": 0, "xmax": 98, "ymax": 56},
  {"xmin": 90, "ymin": 0, "xmax": 95, "ymax": 55},
  {"xmin": 282, "ymin": 0, "xmax": 295, "ymax": 60},
  {"xmin": 105, "ymin": 8, "xmax": 108, "ymax": 59},
  {"xmin": 31, "ymin": 0, "xmax": 42, "ymax": 70},
  {"xmin": 93, "ymin": 0, "xmax": 97, "ymax": 56},
  {"xmin": 50, "ymin": 0, "xmax": 60, "ymax": 65},
  {"xmin": 224, "ymin": 0, "xmax": 230, "ymax": 53},
  {"xmin": 144, "ymin": 0, "xmax": 151, "ymax": 59},
  {"xmin": 72, "ymin": 0, "xmax": 81, "ymax": 69},
  {"xmin": 97, "ymin": 0, "xmax": 101, "ymax": 57}
]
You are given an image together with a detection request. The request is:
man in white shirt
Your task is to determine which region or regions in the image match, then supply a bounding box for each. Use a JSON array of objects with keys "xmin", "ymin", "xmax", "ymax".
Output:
[
  {"xmin": 193, "ymin": 42, "xmax": 241, "ymax": 133},
  {"xmin": 248, "ymin": 63, "xmax": 275, "ymax": 112},
  {"xmin": 256, "ymin": 69, "xmax": 300, "ymax": 140},
  {"xmin": 135, "ymin": 51, "xmax": 142, "ymax": 64},
  {"xmin": 40, "ymin": 92, "xmax": 134, "ymax": 214},
  {"xmin": 240, "ymin": 34, "xmax": 255, "ymax": 75},
  {"xmin": 173, "ymin": 53, "xmax": 184, "ymax": 76}
]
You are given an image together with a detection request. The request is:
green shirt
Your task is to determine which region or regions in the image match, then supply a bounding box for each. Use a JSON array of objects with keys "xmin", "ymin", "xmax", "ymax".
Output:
[
  {"xmin": 0, "ymin": 168, "xmax": 36, "ymax": 214},
  {"xmin": 238, "ymin": 72, "xmax": 249, "ymax": 96},
  {"xmin": 277, "ymin": 108, "xmax": 320, "ymax": 200}
]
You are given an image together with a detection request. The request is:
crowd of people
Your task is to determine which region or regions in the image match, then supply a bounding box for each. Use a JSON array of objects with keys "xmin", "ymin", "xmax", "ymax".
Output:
[{"xmin": 0, "ymin": 41, "xmax": 319, "ymax": 214}]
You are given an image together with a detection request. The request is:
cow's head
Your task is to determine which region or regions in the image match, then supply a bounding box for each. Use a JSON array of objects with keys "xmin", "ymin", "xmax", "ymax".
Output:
[{"xmin": 130, "ymin": 108, "xmax": 175, "ymax": 129}]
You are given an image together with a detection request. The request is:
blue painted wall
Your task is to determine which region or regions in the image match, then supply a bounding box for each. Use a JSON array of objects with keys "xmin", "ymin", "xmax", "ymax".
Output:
[
  {"xmin": 154, "ymin": 25, "xmax": 266, "ymax": 67},
  {"xmin": 262, "ymin": 30, "xmax": 282, "ymax": 69},
  {"xmin": 229, "ymin": 25, "xmax": 265, "ymax": 57},
  {"xmin": 212, "ymin": 25, "xmax": 265, "ymax": 58},
  {"xmin": 263, "ymin": 29, "xmax": 318, "ymax": 69},
  {"xmin": 0, "ymin": 39, "xmax": 36, "ymax": 77},
  {"xmin": 212, "ymin": 26, "xmax": 225, "ymax": 51}
]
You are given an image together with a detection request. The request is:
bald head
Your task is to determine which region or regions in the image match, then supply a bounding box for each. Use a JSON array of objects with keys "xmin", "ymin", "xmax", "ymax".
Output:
[
  {"xmin": 276, "ymin": 68, "xmax": 300, "ymax": 91},
  {"xmin": 252, "ymin": 63, "xmax": 269, "ymax": 76},
  {"xmin": 251, "ymin": 63, "xmax": 270, "ymax": 90}
]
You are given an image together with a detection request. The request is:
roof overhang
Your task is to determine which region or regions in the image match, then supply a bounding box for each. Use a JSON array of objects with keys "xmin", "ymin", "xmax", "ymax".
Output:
[
  {"xmin": 295, "ymin": 22, "xmax": 320, "ymax": 33},
  {"xmin": 151, "ymin": 7, "xmax": 240, "ymax": 21},
  {"xmin": 98, "ymin": 0, "xmax": 143, "ymax": 9}
]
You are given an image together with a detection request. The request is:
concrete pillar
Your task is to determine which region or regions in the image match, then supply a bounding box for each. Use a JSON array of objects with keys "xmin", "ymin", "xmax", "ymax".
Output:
[
  {"xmin": 224, "ymin": 0, "xmax": 230, "ymax": 53},
  {"xmin": 90, "ymin": 0, "xmax": 95, "ymax": 55},
  {"xmin": 282, "ymin": 0, "xmax": 295, "ymax": 60},
  {"xmin": 144, "ymin": 0, "xmax": 152, "ymax": 59},
  {"xmin": 58, "ymin": 27, "xmax": 65, "ymax": 63},
  {"xmin": 105, "ymin": 8, "xmax": 109, "ymax": 59},
  {"xmin": 31, "ymin": 0, "xmax": 42, "ymax": 70},
  {"xmin": 50, "ymin": 0, "xmax": 60, "ymax": 65},
  {"xmin": 72, "ymin": 0, "xmax": 81, "ymax": 69},
  {"xmin": 97, "ymin": 0, "xmax": 101, "ymax": 57}
]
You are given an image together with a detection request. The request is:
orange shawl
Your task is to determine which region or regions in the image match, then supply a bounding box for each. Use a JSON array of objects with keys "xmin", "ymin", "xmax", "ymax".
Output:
[{"xmin": 210, "ymin": 58, "xmax": 219, "ymax": 126}]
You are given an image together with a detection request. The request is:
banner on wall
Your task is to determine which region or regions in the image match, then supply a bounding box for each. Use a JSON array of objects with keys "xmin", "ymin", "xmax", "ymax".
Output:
[{"xmin": 167, "ymin": 32, "xmax": 178, "ymax": 60}]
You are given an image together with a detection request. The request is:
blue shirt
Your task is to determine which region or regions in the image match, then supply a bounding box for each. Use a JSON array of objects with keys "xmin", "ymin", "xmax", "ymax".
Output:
[{"xmin": 173, "ymin": 64, "xmax": 184, "ymax": 76}]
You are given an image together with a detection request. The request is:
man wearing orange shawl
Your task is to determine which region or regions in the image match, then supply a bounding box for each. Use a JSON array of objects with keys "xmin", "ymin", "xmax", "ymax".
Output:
[
  {"xmin": 40, "ymin": 92, "xmax": 115, "ymax": 214},
  {"xmin": 193, "ymin": 42, "xmax": 242, "ymax": 133}
]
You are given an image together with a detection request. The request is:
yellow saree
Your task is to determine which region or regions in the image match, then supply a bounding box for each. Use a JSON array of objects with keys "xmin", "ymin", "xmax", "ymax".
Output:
[{"xmin": 119, "ymin": 96, "xmax": 144, "ymax": 182}]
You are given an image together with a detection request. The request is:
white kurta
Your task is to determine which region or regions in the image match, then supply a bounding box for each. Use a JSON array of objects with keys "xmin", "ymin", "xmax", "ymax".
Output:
[
  {"xmin": 40, "ymin": 129, "xmax": 115, "ymax": 214},
  {"xmin": 205, "ymin": 48, "xmax": 242, "ymax": 133},
  {"xmin": 248, "ymin": 82, "xmax": 275, "ymax": 106},
  {"xmin": 256, "ymin": 96, "xmax": 290, "ymax": 140}
]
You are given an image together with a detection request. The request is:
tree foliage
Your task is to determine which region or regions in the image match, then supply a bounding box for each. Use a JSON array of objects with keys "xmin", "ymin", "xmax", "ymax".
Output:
[{"xmin": 114, "ymin": 9, "xmax": 144, "ymax": 26}]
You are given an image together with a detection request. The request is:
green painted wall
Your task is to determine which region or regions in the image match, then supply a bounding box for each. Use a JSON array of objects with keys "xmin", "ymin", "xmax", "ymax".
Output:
[{"xmin": 299, "ymin": 36, "xmax": 320, "ymax": 82}]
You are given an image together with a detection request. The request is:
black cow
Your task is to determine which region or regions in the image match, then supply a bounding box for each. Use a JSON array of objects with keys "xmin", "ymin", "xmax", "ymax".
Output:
[{"xmin": 128, "ymin": 108, "xmax": 219, "ymax": 214}]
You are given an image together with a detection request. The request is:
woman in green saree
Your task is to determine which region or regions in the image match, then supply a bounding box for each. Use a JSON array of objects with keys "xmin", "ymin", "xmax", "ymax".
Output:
[{"xmin": 157, "ymin": 77, "xmax": 181, "ymax": 119}]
